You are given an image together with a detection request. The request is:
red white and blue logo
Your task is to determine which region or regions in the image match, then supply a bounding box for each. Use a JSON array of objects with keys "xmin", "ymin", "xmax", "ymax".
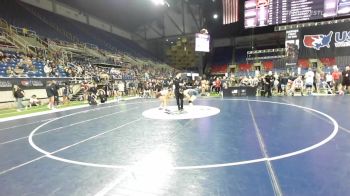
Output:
[{"xmin": 303, "ymin": 31, "xmax": 333, "ymax": 50}]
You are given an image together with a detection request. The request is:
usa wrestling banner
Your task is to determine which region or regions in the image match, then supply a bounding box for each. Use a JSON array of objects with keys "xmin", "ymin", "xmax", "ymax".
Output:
[{"xmin": 299, "ymin": 22, "xmax": 350, "ymax": 58}]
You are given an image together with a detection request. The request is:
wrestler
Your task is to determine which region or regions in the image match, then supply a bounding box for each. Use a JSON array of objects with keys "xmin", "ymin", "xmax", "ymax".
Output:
[
  {"xmin": 156, "ymin": 88, "xmax": 172, "ymax": 110},
  {"xmin": 183, "ymin": 88, "xmax": 199, "ymax": 106}
]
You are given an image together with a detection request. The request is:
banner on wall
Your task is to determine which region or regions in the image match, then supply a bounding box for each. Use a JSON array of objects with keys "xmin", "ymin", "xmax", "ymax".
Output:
[
  {"xmin": 285, "ymin": 29, "xmax": 299, "ymax": 66},
  {"xmin": 299, "ymin": 22, "xmax": 350, "ymax": 58},
  {"xmin": 0, "ymin": 78, "xmax": 70, "ymax": 90}
]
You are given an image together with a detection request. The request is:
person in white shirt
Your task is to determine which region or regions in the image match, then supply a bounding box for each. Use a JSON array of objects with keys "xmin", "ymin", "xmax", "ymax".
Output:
[
  {"xmin": 29, "ymin": 95, "xmax": 41, "ymax": 107},
  {"xmin": 305, "ymin": 68, "xmax": 314, "ymax": 95},
  {"xmin": 326, "ymin": 72, "xmax": 333, "ymax": 87},
  {"xmin": 43, "ymin": 64, "xmax": 52, "ymax": 77}
]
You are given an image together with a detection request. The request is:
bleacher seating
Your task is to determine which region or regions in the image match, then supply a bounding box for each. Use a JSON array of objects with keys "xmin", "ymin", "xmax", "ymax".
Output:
[
  {"xmin": 0, "ymin": 0, "xmax": 66, "ymax": 41},
  {"xmin": 0, "ymin": 0, "xmax": 156, "ymax": 60},
  {"xmin": 25, "ymin": 3, "xmax": 154, "ymax": 59}
]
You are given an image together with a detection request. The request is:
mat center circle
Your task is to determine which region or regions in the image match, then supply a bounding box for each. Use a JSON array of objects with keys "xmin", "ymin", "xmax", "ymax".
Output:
[{"xmin": 142, "ymin": 105, "xmax": 220, "ymax": 120}]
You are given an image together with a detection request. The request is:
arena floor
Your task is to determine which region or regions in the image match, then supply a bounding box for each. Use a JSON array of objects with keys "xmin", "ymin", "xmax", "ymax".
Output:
[{"xmin": 0, "ymin": 96, "xmax": 350, "ymax": 196}]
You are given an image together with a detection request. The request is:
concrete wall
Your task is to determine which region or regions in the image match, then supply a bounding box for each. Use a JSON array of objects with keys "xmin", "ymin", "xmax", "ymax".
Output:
[{"xmin": 55, "ymin": 3, "xmax": 87, "ymax": 24}]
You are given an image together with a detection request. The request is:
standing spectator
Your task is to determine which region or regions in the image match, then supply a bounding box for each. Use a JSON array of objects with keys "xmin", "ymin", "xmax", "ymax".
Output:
[
  {"xmin": 81, "ymin": 81, "xmax": 89, "ymax": 101},
  {"xmin": 13, "ymin": 85, "xmax": 25, "ymax": 112},
  {"xmin": 313, "ymin": 70, "xmax": 321, "ymax": 93},
  {"xmin": 332, "ymin": 67, "xmax": 342, "ymax": 92},
  {"xmin": 264, "ymin": 72, "xmax": 274, "ymax": 97},
  {"xmin": 117, "ymin": 81, "xmax": 125, "ymax": 97},
  {"xmin": 51, "ymin": 80, "xmax": 60, "ymax": 107},
  {"xmin": 325, "ymin": 72, "xmax": 333, "ymax": 93},
  {"xmin": 214, "ymin": 77, "xmax": 222, "ymax": 94},
  {"xmin": 305, "ymin": 68, "xmax": 314, "ymax": 95},
  {"xmin": 62, "ymin": 83, "xmax": 71, "ymax": 105},
  {"xmin": 46, "ymin": 81, "xmax": 55, "ymax": 110},
  {"xmin": 342, "ymin": 66, "xmax": 350, "ymax": 94}
]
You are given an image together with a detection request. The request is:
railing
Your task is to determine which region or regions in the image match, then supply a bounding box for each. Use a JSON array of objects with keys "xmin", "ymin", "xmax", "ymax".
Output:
[
  {"xmin": 0, "ymin": 29, "xmax": 19, "ymax": 50},
  {"xmin": 35, "ymin": 35, "xmax": 49, "ymax": 48},
  {"xmin": 9, "ymin": 25, "xmax": 37, "ymax": 38},
  {"xmin": 3, "ymin": 28, "xmax": 32, "ymax": 54},
  {"xmin": 0, "ymin": 18, "xmax": 8, "ymax": 29}
]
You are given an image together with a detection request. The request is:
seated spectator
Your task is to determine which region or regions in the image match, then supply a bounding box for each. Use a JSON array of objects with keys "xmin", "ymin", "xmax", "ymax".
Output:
[
  {"xmin": 44, "ymin": 63, "xmax": 52, "ymax": 77},
  {"xmin": 14, "ymin": 66, "xmax": 24, "ymax": 76},
  {"xmin": 28, "ymin": 95, "xmax": 41, "ymax": 107},
  {"xmin": 0, "ymin": 51, "xmax": 4, "ymax": 62},
  {"xmin": 6, "ymin": 66, "xmax": 15, "ymax": 77}
]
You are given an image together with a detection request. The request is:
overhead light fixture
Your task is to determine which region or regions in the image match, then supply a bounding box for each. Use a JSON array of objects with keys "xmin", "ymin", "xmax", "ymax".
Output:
[
  {"xmin": 213, "ymin": 14, "xmax": 218, "ymax": 19},
  {"xmin": 151, "ymin": 0, "xmax": 170, "ymax": 7}
]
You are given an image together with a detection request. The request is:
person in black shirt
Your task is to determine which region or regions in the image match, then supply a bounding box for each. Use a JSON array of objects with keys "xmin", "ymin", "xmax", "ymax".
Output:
[
  {"xmin": 174, "ymin": 73, "xmax": 184, "ymax": 111},
  {"xmin": 62, "ymin": 83, "xmax": 71, "ymax": 105},
  {"xmin": 51, "ymin": 80, "xmax": 59, "ymax": 106},
  {"xmin": 46, "ymin": 81, "xmax": 55, "ymax": 109},
  {"xmin": 13, "ymin": 85, "xmax": 25, "ymax": 111},
  {"xmin": 280, "ymin": 74, "xmax": 289, "ymax": 96},
  {"xmin": 98, "ymin": 89, "xmax": 107, "ymax": 103},
  {"xmin": 137, "ymin": 81, "xmax": 143, "ymax": 97},
  {"xmin": 88, "ymin": 92, "xmax": 97, "ymax": 105},
  {"xmin": 264, "ymin": 71, "xmax": 274, "ymax": 97},
  {"xmin": 342, "ymin": 66, "xmax": 350, "ymax": 94},
  {"xmin": 89, "ymin": 83, "xmax": 98, "ymax": 95}
]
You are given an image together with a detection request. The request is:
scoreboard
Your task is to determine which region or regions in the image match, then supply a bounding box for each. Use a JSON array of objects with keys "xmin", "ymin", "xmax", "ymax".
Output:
[{"xmin": 244, "ymin": 0, "xmax": 350, "ymax": 28}]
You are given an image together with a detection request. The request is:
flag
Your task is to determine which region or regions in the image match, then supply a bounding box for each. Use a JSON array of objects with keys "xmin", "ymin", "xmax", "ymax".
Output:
[{"xmin": 223, "ymin": 0, "xmax": 238, "ymax": 25}]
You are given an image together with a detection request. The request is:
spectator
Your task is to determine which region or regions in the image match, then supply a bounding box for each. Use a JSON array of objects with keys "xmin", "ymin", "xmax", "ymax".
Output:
[
  {"xmin": 44, "ymin": 63, "xmax": 52, "ymax": 77},
  {"xmin": 305, "ymin": 68, "xmax": 314, "ymax": 95},
  {"xmin": 6, "ymin": 66, "xmax": 15, "ymax": 77},
  {"xmin": 62, "ymin": 83, "xmax": 71, "ymax": 105},
  {"xmin": 332, "ymin": 66, "xmax": 342, "ymax": 92},
  {"xmin": 46, "ymin": 81, "xmax": 55, "ymax": 110},
  {"xmin": 342, "ymin": 66, "xmax": 350, "ymax": 94},
  {"xmin": 28, "ymin": 95, "xmax": 41, "ymax": 108},
  {"xmin": 51, "ymin": 80, "xmax": 60, "ymax": 106},
  {"xmin": 13, "ymin": 85, "xmax": 25, "ymax": 112},
  {"xmin": 264, "ymin": 71, "xmax": 274, "ymax": 97},
  {"xmin": 214, "ymin": 77, "xmax": 222, "ymax": 93}
]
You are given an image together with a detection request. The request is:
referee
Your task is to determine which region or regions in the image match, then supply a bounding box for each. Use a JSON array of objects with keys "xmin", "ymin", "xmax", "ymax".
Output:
[{"xmin": 174, "ymin": 73, "xmax": 184, "ymax": 111}]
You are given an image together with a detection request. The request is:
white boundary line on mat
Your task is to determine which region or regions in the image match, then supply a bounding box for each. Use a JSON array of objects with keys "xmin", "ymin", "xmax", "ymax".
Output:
[{"xmin": 27, "ymin": 99, "xmax": 339, "ymax": 170}]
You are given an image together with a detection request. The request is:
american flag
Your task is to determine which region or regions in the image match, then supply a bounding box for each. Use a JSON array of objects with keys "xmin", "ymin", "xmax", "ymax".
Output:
[{"xmin": 223, "ymin": 0, "xmax": 239, "ymax": 25}]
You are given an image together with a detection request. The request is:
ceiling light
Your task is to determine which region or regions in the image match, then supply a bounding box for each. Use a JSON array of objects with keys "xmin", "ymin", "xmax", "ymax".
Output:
[{"xmin": 151, "ymin": 0, "xmax": 170, "ymax": 7}]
